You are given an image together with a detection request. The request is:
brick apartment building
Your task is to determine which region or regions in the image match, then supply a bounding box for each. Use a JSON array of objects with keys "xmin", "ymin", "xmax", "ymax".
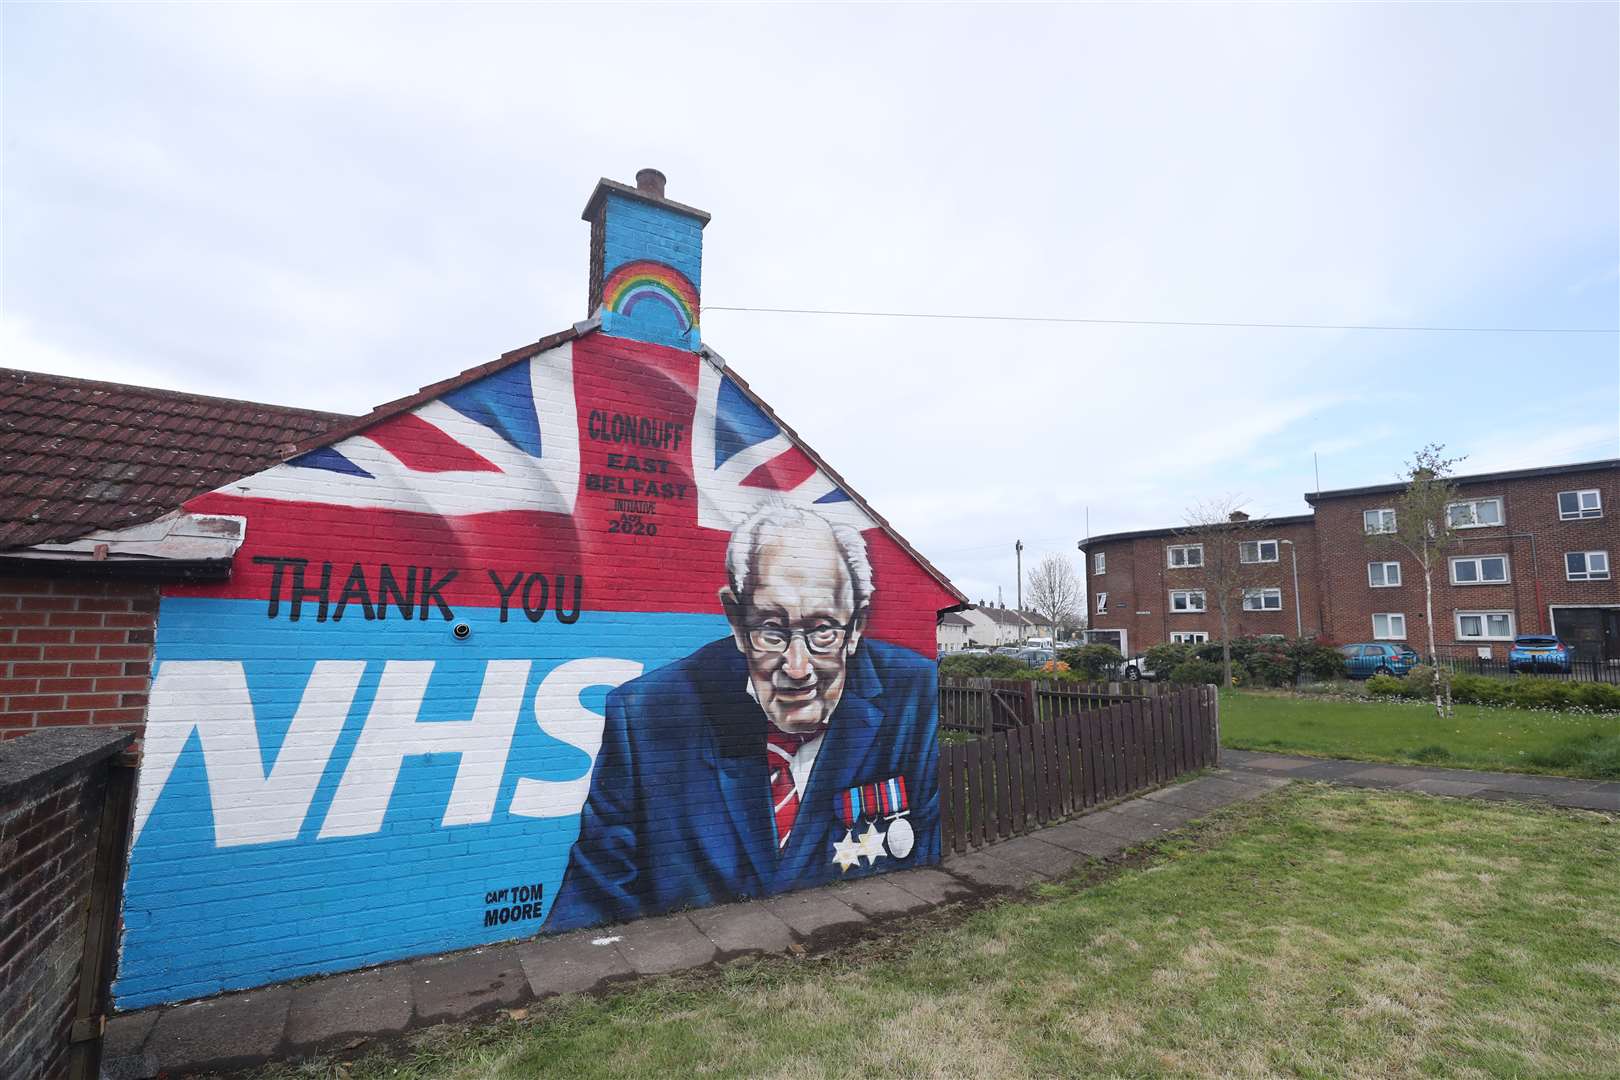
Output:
[{"xmin": 1079, "ymin": 459, "xmax": 1620, "ymax": 663}]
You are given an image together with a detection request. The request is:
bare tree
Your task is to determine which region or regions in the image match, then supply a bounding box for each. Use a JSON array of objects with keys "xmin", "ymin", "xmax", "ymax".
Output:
[
  {"xmin": 1178, "ymin": 496, "xmax": 1265, "ymax": 688},
  {"xmin": 1026, "ymin": 554, "xmax": 1082, "ymax": 662},
  {"xmin": 1368, "ymin": 444, "xmax": 1466, "ymax": 717}
]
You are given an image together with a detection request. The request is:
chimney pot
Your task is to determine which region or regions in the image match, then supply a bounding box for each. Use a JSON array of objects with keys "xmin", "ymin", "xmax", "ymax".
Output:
[{"xmin": 635, "ymin": 168, "xmax": 667, "ymax": 198}]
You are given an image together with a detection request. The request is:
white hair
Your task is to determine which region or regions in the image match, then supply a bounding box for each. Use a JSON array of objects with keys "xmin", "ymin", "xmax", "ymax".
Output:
[{"xmin": 725, "ymin": 499, "xmax": 874, "ymax": 611}]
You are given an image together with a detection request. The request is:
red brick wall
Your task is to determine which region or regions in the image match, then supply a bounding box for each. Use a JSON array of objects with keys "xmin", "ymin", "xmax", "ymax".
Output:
[
  {"xmin": 1313, "ymin": 467, "xmax": 1620, "ymax": 659},
  {"xmin": 1084, "ymin": 519, "xmax": 1323, "ymax": 655},
  {"xmin": 0, "ymin": 577, "xmax": 158, "ymax": 741},
  {"xmin": 0, "ymin": 730, "xmax": 131, "ymax": 1080}
]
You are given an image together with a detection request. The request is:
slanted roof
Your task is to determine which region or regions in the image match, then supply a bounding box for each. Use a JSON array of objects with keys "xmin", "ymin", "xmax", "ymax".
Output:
[
  {"xmin": 939, "ymin": 612, "xmax": 974, "ymax": 628},
  {"xmin": 0, "ymin": 368, "xmax": 347, "ymax": 550}
]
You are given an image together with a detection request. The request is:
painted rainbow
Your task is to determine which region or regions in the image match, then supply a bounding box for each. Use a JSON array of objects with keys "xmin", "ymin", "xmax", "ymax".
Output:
[{"xmin": 601, "ymin": 259, "xmax": 700, "ymax": 332}]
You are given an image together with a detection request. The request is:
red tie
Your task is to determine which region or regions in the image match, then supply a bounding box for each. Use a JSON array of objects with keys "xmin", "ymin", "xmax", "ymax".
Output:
[{"xmin": 767, "ymin": 729, "xmax": 816, "ymax": 849}]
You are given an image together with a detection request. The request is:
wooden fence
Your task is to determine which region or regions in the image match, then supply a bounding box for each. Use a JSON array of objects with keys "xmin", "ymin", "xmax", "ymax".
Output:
[
  {"xmin": 937, "ymin": 683, "xmax": 1219, "ymax": 854},
  {"xmin": 939, "ymin": 676, "xmax": 1160, "ymax": 738}
]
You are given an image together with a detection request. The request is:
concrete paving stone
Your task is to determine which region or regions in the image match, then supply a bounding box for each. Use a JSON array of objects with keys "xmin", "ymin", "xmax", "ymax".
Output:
[
  {"xmin": 102, "ymin": 1009, "xmax": 159, "ymax": 1079},
  {"xmin": 1544, "ymin": 790, "xmax": 1620, "ymax": 813},
  {"xmin": 764, "ymin": 889, "xmax": 867, "ymax": 946},
  {"xmin": 985, "ymin": 833, "xmax": 1089, "ymax": 878},
  {"xmin": 1031, "ymin": 820, "xmax": 1127, "ymax": 858},
  {"xmin": 1206, "ymin": 773, "xmax": 1290, "ymax": 797},
  {"xmin": 1285, "ymin": 758, "xmax": 1391, "ymax": 780},
  {"xmin": 941, "ymin": 848, "xmax": 1047, "ymax": 889},
  {"xmin": 1146, "ymin": 781, "xmax": 1253, "ymax": 814},
  {"xmin": 286, "ymin": 964, "xmax": 413, "ymax": 1050},
  {"xmin": 517, "ymin": 928, "xmax": 636, "ymax": 998},
  {"xmin": 884, "ymin": 866, "xmax": 978, "ymax": 905},
  {"xmin": 612, "ymin": 912, "xmax": 720, "ymax": 976},
  {"xmin": 103, "ymin": 1008, "xmax": 157, "ymax": 1056},
  {"xmin": 1079, "ymin": 809, "xmax": 1174, "ymax": 845},
  {"xmin": 147, "ymin": 983, "xmax": 291, "ymax": 1073},
  {"xmin": 689, "ymin": 901, "xmax": 796, "ymax": 958},
  {"xmin": 1242, "ymin": 756, "xmax": 1318, "ymax": 771},
  {"xmin": 408, "ymin": 945, "xmax": 528, "ymax": 1023},
  {"xmin": 833, "ymin": 876, "xmax": 934, "ymax": 919},
  {"xmin": 1470, "ymin": 775, "xmax": 1599, "ymax": 796},
  {"xmin": 1107, "ymin": 797, "xmax": 1197, "ymax": 827},
  {"xmin": 1402, "ymin": 778, "xmax": 1490, "ymax": 798},
  {"xmin": 1348, "ymin": 766, "xmax": 1446, "ymax": 784}
]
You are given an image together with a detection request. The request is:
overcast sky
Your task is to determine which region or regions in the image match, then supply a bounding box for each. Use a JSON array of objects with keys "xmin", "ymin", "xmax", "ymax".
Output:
[{"xmin": 5, "ymin": 3, "xmax": 1617, "ymax": 606}]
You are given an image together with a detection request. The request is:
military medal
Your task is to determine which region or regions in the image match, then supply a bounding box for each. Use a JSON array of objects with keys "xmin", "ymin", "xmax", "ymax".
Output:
[{"xmin": 832, "ymin": 775, "xmax": 914, "ymax": 868}]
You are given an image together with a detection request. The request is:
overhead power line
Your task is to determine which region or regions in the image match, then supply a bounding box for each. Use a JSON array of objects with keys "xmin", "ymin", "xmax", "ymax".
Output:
[{"xmin": 704, "ymin": 305, "xmax": 1618, "ymax": 335}]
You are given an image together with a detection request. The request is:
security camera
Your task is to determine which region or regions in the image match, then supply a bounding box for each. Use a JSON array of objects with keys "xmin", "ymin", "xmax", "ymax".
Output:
[{"xmin": 452, "ymin": 621, "xmax": 472, "ymax": 641}]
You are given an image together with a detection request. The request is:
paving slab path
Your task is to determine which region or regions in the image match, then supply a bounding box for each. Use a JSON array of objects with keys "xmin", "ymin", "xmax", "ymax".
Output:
[
  {"xmin": 103, "ymin": 753, "xmax": 1614, "ymax": 1076},
  {"xmin": 1221, "ymin": 749, "xmax": 1620, "ymax": 812}
]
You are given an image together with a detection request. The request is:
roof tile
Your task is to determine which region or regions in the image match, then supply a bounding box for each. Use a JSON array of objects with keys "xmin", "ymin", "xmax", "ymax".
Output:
[{"xmin": 0, "ymin": 368, "xmax": 347, "ymax": 549}]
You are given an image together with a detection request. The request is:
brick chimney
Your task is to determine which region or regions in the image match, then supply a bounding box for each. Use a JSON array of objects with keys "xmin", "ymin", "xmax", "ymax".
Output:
[{"xmin": 581, "ymin": 169, "xmax": 711, "ymax": 350}]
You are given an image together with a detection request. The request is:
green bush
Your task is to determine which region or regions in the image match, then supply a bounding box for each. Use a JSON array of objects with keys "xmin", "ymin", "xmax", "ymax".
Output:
[
  {"xmin": 1145, "ymin": 642, "xmax": 1195, "ymax": 675},
  {"xmin": 939, "ymin": 653, "xmax": 1033, "ymax": 680},
  {"xmin": 1574, "ymin": 682, "xmax": 1620, "ymax": 711},
  {"xmin": 1168, "ymin": 658, "xmax": 1223, "ymax": 685},
  {"xmin": 1365, "ymin": 673, "xmax": 1405, "ymax": 697},
  {"xmin": 1058, "ymin": 643, "xmax": 1123, "ymax": 681}
]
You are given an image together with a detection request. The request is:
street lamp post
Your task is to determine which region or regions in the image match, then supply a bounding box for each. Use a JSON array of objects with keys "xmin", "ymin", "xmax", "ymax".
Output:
[{"xmin": 1279, "ymin": 539, "xmax": 1303, "ymax": 637}]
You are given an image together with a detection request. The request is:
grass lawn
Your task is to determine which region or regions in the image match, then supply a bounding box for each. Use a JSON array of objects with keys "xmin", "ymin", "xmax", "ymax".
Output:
[
  {"xmin": 259, "ymin": 786, "xmax": 1619, "ymax": 1079},
  {"xmin": 1222, "ymin": 690, "xmax": 1620, "ymax": 779}
]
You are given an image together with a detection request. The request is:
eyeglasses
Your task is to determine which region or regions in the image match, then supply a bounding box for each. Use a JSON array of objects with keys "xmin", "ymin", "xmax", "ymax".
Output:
[{"xmin": 746, "ymin": 619, "xmax": 856, "ymax": 656}]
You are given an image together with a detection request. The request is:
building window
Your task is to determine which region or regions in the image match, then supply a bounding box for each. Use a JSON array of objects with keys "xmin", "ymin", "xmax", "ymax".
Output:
[
  {"xmin": 1242, "ymin": 587, "xmax": 1283, "ymax": 611},
  {"xmin": 1093, "ymin": 552, "xmax": 1106, "ymax": 575},
  {"xmin": 1368, "ymin": 561, "xmax": 1402, "ymax": 588},
  {"xmin": 1167, "ymin": 544, "xmax": 1203, "ymax": 568},
  {"xmin": 1096, "ymin": 591, "xmax": 1109, "ymax": 613},
  {"xmin": 1170, "ymin": 589, "xmax": 1206, "ymax": 613},
  {"xmin": 1566, "ymin": 551, "xmax": 1611, "ymax": 581},
  {"xmin": 1170, "ymin": 632, "xmax": 1209, "ymax": 644},
  {"xmin": 1446, "ymin": 497, "xmax": 1503, "ymax": 529},
  {"xmin": 1363, "ymin": 508, "xmax": 1397, "ymax": 534},
  {"xmin": 1558, "ymin": 489, "xmax": 1602, "ymax": 520},
  {"xmin": 1240, "ymin": 539, "xmax": 1280, "ymax": 564},
  {"xmin": 1450, "ymin": 555, "xmax": 1509, "ymax": 585},
  {"xmin": 1372, "ymin": 613, "xmax": 1407, "ymax": 640},
  {"xmin": 1456, "ymin": 610, "xmax": 1514, "ymax": 640}
]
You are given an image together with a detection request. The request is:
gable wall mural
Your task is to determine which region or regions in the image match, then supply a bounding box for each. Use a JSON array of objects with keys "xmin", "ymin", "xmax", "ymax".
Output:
[{"xmin": 115, "ymin": 330, "xmax": 957, "ymax": 1009}]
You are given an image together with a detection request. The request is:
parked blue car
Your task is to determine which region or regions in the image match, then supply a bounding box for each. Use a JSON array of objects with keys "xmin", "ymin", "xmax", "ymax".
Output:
[
  {"xmin": 1339, "ymin": 643, "xmax": 1421, "ymax": 678},
  {"xmin": 1508, "ymin": 635, "xmax": 1572, "ymax": 674}
]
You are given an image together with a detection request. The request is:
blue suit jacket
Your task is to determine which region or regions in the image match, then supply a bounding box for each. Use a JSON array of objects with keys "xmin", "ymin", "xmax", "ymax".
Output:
[{"xmin": 546, "ymin": 637, "xmax": 939, "ymax": 931}]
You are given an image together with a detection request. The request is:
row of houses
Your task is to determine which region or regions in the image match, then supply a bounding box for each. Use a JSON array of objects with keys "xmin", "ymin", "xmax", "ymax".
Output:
[
  {"xmin": 936, "ymin": 604, "xmax": 1072, "ymax": 652},
  {"xmin": 1076, "ymin": 459, "xmax": 1620, "ymax": 663}
]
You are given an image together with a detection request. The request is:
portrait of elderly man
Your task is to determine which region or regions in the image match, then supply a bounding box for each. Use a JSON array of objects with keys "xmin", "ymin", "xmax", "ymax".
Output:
[{"xmin": 546, "ymin": 500, "xmax": 939, "ymax": 931}]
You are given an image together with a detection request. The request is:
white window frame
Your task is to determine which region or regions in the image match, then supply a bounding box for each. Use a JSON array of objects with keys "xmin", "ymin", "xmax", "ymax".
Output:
[
  {"xmin": 1095, "ymin": 591, "xmax": 1109, "ymax": 613},
  {"xmin": 1242, "ymin": 587, "xmax": 1283, "ymax": 611},
  {"xmin": 1558, "ymin": 489, "xmax": 1603, "ymax": 521},
  {"xmin": 1169, "ymin": 631, "xmax": 1209, "ymax": 644},
  {"xmin": 1455, "ymin": 610, "xmax": 1515, "ymax": 641},
  {"xmin": 1367, "ymin": 561, "xmax": 1402, "ymax": 588},
  {"xmin": 1239, "ymin": 539, "xmax": 1280, "ymax": 564},
  {"xmin": 1363, "ymin": 508, "xmax": 1396, "ymax": 534},
  {"xmin": 1446, "ymin": 497, "xmax": 1504, "ymax": 530},
  {"xmin": 1167, "ymin": 543, "xmax": 1204, "ymax": 568},
  {"xmin": 1371, "ymin": 613, "xmax": 1407, "ymax": 640},
  {"xmin": 1093, "ymin": 551, "xmax": 1106, "ymax": 575},
  {"xmin": 1566, "ymin": 551, "xmax": 1611, "ymax": 581},
  {"xmin": 1449, "ymin": 554, "xmax": 1510, "ymax": 586},
  {"xmin": 1169, "ymin": 589, "xmax": 1206, "ymax": 613}
]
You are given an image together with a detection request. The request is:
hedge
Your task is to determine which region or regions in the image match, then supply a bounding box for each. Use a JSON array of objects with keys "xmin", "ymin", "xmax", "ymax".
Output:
[{"xmin": 1367, "ymin": 667, "xmax": 1620, "ymax": 712}]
